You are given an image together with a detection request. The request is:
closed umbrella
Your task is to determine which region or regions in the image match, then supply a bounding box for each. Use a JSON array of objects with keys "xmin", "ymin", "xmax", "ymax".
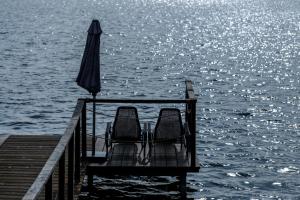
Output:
[{"xmin": 76, "ymin": 19, "xmax": 102, "ymax": 155}]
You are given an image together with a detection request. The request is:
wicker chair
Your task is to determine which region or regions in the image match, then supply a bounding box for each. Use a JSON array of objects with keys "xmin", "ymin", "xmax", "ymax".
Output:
[
  {"xmin": 149, "ymin": 108, "xmax": 190, "ymax": 166},
  {"xmin": 105, "ymin": 106, "xmax": 147, "ymax": 162}
]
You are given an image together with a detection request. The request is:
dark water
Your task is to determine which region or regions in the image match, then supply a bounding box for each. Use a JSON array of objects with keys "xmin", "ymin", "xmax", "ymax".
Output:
[{"xmin": 0, "ymin": 0, "xmax": 299, "ymax": 199}]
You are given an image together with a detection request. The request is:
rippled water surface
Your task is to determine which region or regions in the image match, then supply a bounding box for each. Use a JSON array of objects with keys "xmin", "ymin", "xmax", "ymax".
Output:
[{"xmin": 0, "ymin": 0, "xmax": 299, "ymax": 199}]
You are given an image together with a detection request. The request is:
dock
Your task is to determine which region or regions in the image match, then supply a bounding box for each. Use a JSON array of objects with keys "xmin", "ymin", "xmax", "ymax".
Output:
[
  {"xmin": 0, "ymin": 80, "xmax": 200, "ymax": 199},
  {"xmin": 0, "ymin": 135, "xmax": 61, "ymax": 199}
]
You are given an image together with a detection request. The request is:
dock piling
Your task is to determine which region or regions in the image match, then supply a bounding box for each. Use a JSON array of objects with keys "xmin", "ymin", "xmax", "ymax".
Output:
[{"xmin": 179, "ymin": 172, "xmax": 187, "ymax": 199}]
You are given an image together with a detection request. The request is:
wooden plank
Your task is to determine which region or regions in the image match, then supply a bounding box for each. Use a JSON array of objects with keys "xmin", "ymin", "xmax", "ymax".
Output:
[
  {"xmin": 0, "ymin": 156, "xmax": 51, "ymax": 160},
  {"xmin": 0, "ymin": 171, "xmax": 41, "ymax": 176}
]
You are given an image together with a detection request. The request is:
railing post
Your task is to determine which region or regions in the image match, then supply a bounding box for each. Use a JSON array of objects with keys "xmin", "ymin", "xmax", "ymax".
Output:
[
  {"xmin": 185, "ymin": 84, "xmax": 188, "ymax": 124},
  {"xmin": 82, "ymin": 102, "xmax": 87, "ymax": 159},
  {"xmin": 185, "ymin": 80, "xmax": 197, "ymax": 167},
  {"xmin": 68, "ymin": 134, "xmax": 74, "ymax": 200},
  {"xmin": 179, "ymin": 172, "xmax": 187, "ymax": 198},
  {"xmin": 190, "ymin": 100, "xmax": 196, "ymax": 167},
  {"xmin": 45, "ymin": 175, "xmax": 52, "ymax": 200},
  {"xmin": 185, "ymin": 80, "xmax": 192, "ymax": 125},
  {"xmin": 59, "ymin": 151, "xmax": 65, "ymax": 200},
  {"xmin": 75, "ymin": 120, "xmax": 81, "ymax": 182}
]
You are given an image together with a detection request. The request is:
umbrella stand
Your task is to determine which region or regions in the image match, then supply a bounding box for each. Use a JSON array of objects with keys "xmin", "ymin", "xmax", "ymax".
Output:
[{"xmin": 92, "ymin": 93, "xmax": 96, "ymax": 156}]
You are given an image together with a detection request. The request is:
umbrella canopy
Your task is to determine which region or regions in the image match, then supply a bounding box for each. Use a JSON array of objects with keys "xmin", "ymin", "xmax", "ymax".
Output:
[
  {"xmin": 76, "ymin": 19, "xmax": 102, "ymax": 156},
  {"xmin": 76, "ymin": 19, "xmax": 102, "ymax": 96}
]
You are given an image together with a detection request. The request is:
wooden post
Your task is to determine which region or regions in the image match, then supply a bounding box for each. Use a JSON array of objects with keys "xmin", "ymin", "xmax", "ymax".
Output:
[
  {"xmin": 190, "ymin": 100, "xmax": 196, "ymax": 167},
  {"xmin": 68, "ymin": 134, "xmax": 74, "ymax": 200},
  {"xmin": 179, "ymin": 172, "xmax": 187, "ymax": 199},
  {"xmin": 185, "ymin": 83, "xmax": 189, "ymax": 124},
  {"xmin": 185, "ymin": 80, "xmax": 193, "ymax": 127},
  {"xmin": 82, "ymin": 102, "xmax": 87, "ymax": 159},
  {"xmin": 75, "ymin": 121, "xmax": 81, "ymax": 182},
  {"xmin": 185, "ymin": 80, "xmax": 197, "ymax": 167},
  {"xmin": 45, "ymin": 175, "xmax": 52, "ymax": 200},
  {"xmin": 59, "ymin": 152, "xmax": 65, "ymax": 200},
  {"xmin": 88, "ymin": 173, "xmax": 93, "ymax": 192}
]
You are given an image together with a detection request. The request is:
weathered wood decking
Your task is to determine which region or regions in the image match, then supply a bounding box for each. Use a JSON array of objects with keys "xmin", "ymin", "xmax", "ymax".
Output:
[
  {"xmin": 0, "ymin": 135, "xmax": 60, "ymax": 200},
  {"xmin": 0, "ymin": 134, "xmax": 98, "ymax": 200}
]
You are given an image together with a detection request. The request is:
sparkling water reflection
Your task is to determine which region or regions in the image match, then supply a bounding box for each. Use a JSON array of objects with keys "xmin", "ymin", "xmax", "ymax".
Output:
[{"xmin": 0, "ymin": 0, "xmax": 299, "ymax": 199}]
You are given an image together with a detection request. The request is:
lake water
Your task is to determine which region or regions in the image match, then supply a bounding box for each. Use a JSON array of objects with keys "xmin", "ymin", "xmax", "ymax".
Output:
[{"xmin": 0, "ymin": 0, "xmax": 299, "ymax": 199}]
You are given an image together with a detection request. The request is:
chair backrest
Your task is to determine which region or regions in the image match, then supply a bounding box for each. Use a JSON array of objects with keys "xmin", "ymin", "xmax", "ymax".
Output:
[
  {"xmin": 112, "ymin": 106, "xmax": 141, "ymax": 140},
  {"xmin": 154, "ymin": 108, "xmax": 184, "ymax": 141}
]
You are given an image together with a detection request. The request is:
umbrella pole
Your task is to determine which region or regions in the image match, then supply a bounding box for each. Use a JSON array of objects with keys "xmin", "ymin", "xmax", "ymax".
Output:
[{"xmin": 92, "ymin": 94, "xmax": 96, "ymax": 156}]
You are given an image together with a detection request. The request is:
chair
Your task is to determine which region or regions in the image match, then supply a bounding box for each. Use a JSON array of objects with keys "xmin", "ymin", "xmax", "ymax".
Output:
[
  {"xmin": 105, "ymin": 106, "xmax": 147, "ymax": 163},
  {"xmin": 149, "ymin": 108, "xmax": 190, "ymax": 166}
]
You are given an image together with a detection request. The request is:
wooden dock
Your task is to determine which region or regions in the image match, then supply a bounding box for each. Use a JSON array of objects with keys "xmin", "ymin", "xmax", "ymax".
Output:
[
  {"xmin": 0, "ymin": 80, "xmax": 200, "ymax": 199},
  {"xmin": 0, "ymin": 135, "xmax": 61, "ymax": 199}
]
